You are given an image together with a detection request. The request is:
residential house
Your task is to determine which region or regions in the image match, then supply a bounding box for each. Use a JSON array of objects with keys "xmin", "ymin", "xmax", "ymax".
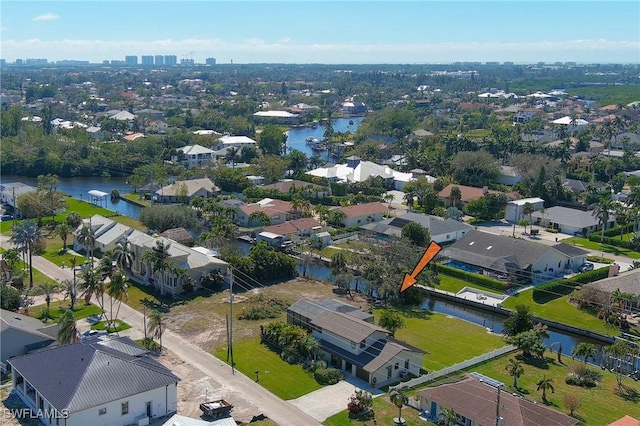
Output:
[
  {"xmin": 160, "ymin": 227, "xmax": 195, "ymax": 246},
  {"xmin": 607, "ymin": 415, "xmax": 640, "ymax": 426},
  {"xmin": 261, "ymin": 179, "xmax": 329, "ymax": 198},
  {"xmin": 123, "ymin": 133, "xmax": 145, "ymax": 142},
  {"xmin": 175, "ymin": 145, "xmax": 216, "ymax": 168},
  {"xmin": 360, "ymin": 212, "xmax": 473, "ymax": 244},
  {"xmin": 127, "ymin": 230, "xmax": 228, "ymax": 296},
  {"xmin": 583, "ymin": 267, "xmax": 640, "ymax": 300},
  {"xmin": 337, "ymin": 202, "xmax": 388, "ymax": 227},
  {"xmin": 85, "ymin": 126, "xmax": 103, "ymax": 139},
  {"xmin": 135, "ymin": 108, "xmax": 164, "ymax": 120},
  {"xmin": 0, "ymin": 309, "xmax": 58, "ymax": 373},
  {"xmin": 217, "ymin": 135, "xmax": 257, "ymax": 149},
  {"xmin": 306, "ymin": 157, "xmax": 414, "ymax": 191},
  {"xmin": 551, "ymin": 116, "xmax": 589, "ymax": 131},
  {"xmin": 8, "ymin": 336, "xmax": 179, "ymax": 426},
  {"xmin": 416, "ymin": 374, "xmax": 577, "ymax": 426},
  {"xmin": 562, "ymin": 178, "xmax": 605, "ymax": 195},
  {"xmin": 504, "ymin": 197, "xmax": 544, "ymax": 222},
  {"xmin": 531, "ymin": 205, "xmax": 614, "ymax": 236},
  {"xmin": 0, "ymin": 182, "xmax": 36, "ymax": 212},
  {"xmin": 287, "ymin": 299, "xmax": 424, "ymax": 387},
  {"xmin": 341, "ymin": 101, "xmax": 367, "ymax": 114},
  {"xmin": 442, "ymin": 230, "xmax": 589, "ymax": 282},
  {"xmin": 497, "ymin": 165, "xmax": 523, "ymax": 186},
  {"xmin": 155, "ymin": 178, "xmax": 220, "ymax": 204},
  {"xmin": 234, "ymin": 198, "xmax": 293, "ymax": 227},
  {"xmin": 108, "ymin": 110, "xmax": 137, "ymax": 121},
  {"xmin": 145, "ymin": 120, "xmax": 168, "ymax": 134},
  {"xmin": 73, "ymin": 215, "xmax": 133, "ymax": 254},
  {"xmin": 437, "ymin": 184, "xmax": 521, "ymax": 208},
  {"xmin": 162, "ymin": 414, "xmax": 236, "ymax": 426},
  {"xmin": 261, "ymin": 217, "xmax": 322, "ymax": 243},
  {"xmin": 252, "ymin": 110, "xmax": 302, "ymax": 125}
]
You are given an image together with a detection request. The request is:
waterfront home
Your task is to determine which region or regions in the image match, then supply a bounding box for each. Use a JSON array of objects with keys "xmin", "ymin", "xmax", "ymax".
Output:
[
  {"xmin": 437, "ymin": 184, "xmax": 521, "ymax": 208},
  {"xmin": 336, "ymin": 202, "xmax": 388, "ymax": 227},
  {"xmin": 287, "ymin": 299, "xmax": 424, "ymax": 388},
  {"xmin": 217, "ymin": 135, "xmax": 257, "ymax": 149},
  {"xmin": 416, "ymin": 375, "xmax": 577, "ymax": 426},
  {"xmin": 442, "ymin": 230, "xmax": 589, "ymax": 282},
  {"xmin": 155, "ymin": 178, "xmax": 220, "ymax": 204},
  {"xmin": 530, "ymin": 205, "xmax": 614, "ymax": 236},
  {"xmin": 0, "ymin": 309, "xmax": 58, "ymax": 372},
  {"xmin": 73, "ymin": 215, "xmax": 133, "ymax": 254},
  {"xmin": 504, "ymin": 197, "xmax": 544, "ymax": 223},
  {"xmin": 0, "ymin": 182, "xmax": 36, "ymax": 212},
  {"xmin": 360, "ymin": 212, "xmax": 472, "ymax": 244},
  {"xmin": 261, "ymin": 217, "xmax": 322, "ymax": 243},
  {"xmin": 261, "ymin": 179, "xmax": 329, "ymax": 198},
  {"xmin": 252, "ymin": 110, "xmax": 302, "ymax": 125},
  {"xmin": 234, "ymin": 198, "xmax": 293, "ymax": 227},
  {"xmin": 8, "ymin": 336, "xmax": 179, "ymax": 426},
  {"xmin": 306, "ymin": 157, "xmax": 413, "ymax": 190},
  {"xmin": 174, "ymin": 144, "xmax": 216, "ymax": 168}
]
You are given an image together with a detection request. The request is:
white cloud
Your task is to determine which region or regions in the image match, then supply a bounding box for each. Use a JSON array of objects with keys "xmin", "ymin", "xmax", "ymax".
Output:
[
  {"xmin": 1, "ymin": 38, "xmax": 638, "ymax": 64},
  {"xmin": 32, "ymin": 13, "xmax": 60, "ymax": 22}
]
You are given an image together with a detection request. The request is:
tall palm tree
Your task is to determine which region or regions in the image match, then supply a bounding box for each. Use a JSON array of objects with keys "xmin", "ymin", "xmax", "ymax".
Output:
[
  {"xmin": 403, "ymin": 192, "xmax": 415, "ymax": 211},
  {"xmin": 572, "ymin": 342, "xmax": 597, "ymax": 366},
  {"xmin": 438, "ymin": 406, "xmax": 459, "ymax": 426},
  {"xmin": 330, "ymin": 251, "xmax": 347, "ymax": 276},
  {"xmin": 389, "ymin": 387, "xmax": 408, "ymax": 422},
  {"xmin": 106, "ymin": 272, "xmax": 128, "ymax": 331},
  {"xmin": 11, "ymin": 220, "xmax": 41, "ymax": 288},
  {"xmin": 57, "ymin": 309, "xmax": 79, "ymax": 346},
  {"xmin": 141, "ymin": 240, "xmax": 172, "ymax": 294},
  {"xmin": 225, "ymin": 147, "xmax": 239, "ymax": 168},
  {"xmin": 505, "ymin": 358, "xmax": 525, "ymax": 388},
  {"xmin": 69, "ymin": 257, "xmax": 78, "ymax": 308},
  {"xmin": 60, "ymin": 279, "xmax": 77, "ymax": 310},
  {"xmin": 147, "ymin": 309, "xmax": 165, "ymax": 351},
  {"xmin": 97, "ymin": 250, "xmax": 117, "ymax": 281},
  {"xmin": 591, "ymin": 196, "xmax": 616, "ymax": 243},
  {"xmin": 56, "ymin": 223, "xmax": 71, "ymax": 251},
  {"xmin": 248, "ymin": 211, "xmax": 272, "ymax": 227},
  {"xmin": 79, "ymin": 268, "xmax": 105, "ymax": 313},
  {"xmin": 536, "ymin": 376, "xmax": 555, "ymax": 403},
  {"xmin": 34, "ymin": 281, "xmax": 60, "ymax": 321},
  {"xmin": 112, "ymin": 239, "xmax": 135, "ymax": 272},
  {"xmin": 77, "ymin": 225, "xmax": 96, "ymax": 267}
]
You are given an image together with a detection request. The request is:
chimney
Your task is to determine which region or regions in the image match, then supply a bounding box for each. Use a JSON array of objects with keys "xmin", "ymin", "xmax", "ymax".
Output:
[{"xmin": 482, "ymin": 186, "xmax": 488, "ymax": 194}]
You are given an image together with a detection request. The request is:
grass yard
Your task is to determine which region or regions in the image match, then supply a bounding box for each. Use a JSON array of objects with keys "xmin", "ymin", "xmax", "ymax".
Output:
[
  {"xmin": 467, "ymin": 354, "xmax": 640, "ymax": 425},
  {"xmin": 29, "ymin": 300, "xmax": 102, "ymax": 322},
  {"xmin": 91, "ymin": 319, "xmax": 131, "ymax": 332},
  {"xmin": 122, "ymin": 193, "xmax": 151, "ymax": 207},
  {"xmin": 564, "ymin": 237, "xmax": 640, "ymax": 259},
  {"xmin": 124, "ymin": 280, "xmax": 173, "ymax": 311},
  {"xmin": 213, "ymin": 338, "xmax": 322, "ymax": 400},
  {"xmin": 324, "ymin": 396, "xmax": 429, "ymax": 426},
  {"xmin": 502, "ymin": 288, "xmax": 616, "ymax": 336},
  {"xmin": 435, "ymin": 274, "xmax": 494, "ymax": 294},
  {"xmin": 377, "ymin": 309, "xmax": 506, "ymax": 372}
]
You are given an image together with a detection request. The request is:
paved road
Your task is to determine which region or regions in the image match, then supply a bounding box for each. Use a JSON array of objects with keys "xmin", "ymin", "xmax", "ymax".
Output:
[{"xmin": 0, "ymin": 234, "xmax": 321, "ymax": 426}]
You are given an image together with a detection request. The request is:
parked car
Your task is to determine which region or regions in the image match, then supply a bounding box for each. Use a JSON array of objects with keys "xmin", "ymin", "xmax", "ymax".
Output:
[
  {"xmin": 81, "ymin": 329, "xmax": 107, "ymax": 340},
  {"xmin": 0, "ymin": 214, "xmax": 13, "ymax": 221},
  {"xmin": 579, "ymin": 262, "xmax": 594, "ymax": 272}
]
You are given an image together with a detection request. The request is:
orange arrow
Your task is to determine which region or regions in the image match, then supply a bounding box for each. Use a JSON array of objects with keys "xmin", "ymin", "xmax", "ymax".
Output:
[{"xmin": 401, "ymin": 241, "xmax": 442, "ymax": 292}]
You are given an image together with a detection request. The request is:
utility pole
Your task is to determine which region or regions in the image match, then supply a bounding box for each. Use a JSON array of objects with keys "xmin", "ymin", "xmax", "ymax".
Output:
[
  {"xmin": 12, "ymin": 187, "xmax": 17, "ymax": 228},
  {"xmin": 143, "ymin": 305, "xmax": 147, "ymax": 340},
  {"xmin": 229, "ymin": 268, "xmax": 235, "ymax": 374},
  {"xmin": 150, "ymin": 167, "xmax": 154, "ymax": 206},
  {"xmin": 495, "ymin": 386, "xmax": 502, "ymax": 426}
]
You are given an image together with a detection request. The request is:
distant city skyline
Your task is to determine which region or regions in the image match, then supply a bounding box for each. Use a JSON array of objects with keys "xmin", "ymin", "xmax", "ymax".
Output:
[{"xmin": 2, "ymin": 1, "xmax": 639, "ymax": 64}]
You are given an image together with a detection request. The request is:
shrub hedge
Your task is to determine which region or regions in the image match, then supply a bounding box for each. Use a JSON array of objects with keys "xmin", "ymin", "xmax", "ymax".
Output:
[
  {"xmin": 314, "ymin": 368, "xmax": 342, "ymax": 385},
  {"xmin": 435, "ymin": 264, "xmax": 508, "ymax": 292},
  {"xmin": 588, "ymin": 223, "xmax": 633, "ymax": 239},
  {"xmin": 533, "ymin": 267, "xmax": 610, "ymax": 298},
  {"xmin": 587, "ymin": 233, "xmax": 639, "ymax": 250}
]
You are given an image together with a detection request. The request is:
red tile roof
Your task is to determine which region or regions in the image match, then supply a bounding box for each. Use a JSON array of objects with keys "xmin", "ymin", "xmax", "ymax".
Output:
[{"xmin": 338, "ymin": 202, "xmax": 388, "ymax": 218}]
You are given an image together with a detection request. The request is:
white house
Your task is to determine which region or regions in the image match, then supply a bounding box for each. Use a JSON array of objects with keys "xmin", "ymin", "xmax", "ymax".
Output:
[
  {"xmin": 287, "ymin": 300, "xmax": 424, "ymax": 388},
  {"xmin": 217, "ymin": 135, "xmax": 257, "ymax": 149},
  {"xmin": 8, "ymin": 336, "xmax": 179, "ymax": 426},
  {"xmin": 552, "ymin": 116, "xmax": 589, "ymax": 131},
  {"xmin": 175, "ymin": 145, "xmax": 216, "ymax": 168},
  {"xmin": 497, "ymin": 165, "xmax": 523, "ymax": 186},
  {"xmin": 337, "ymin": 202, "xmax": 389, "ymax": 227},
  {"xmin": 252, "ymin": 110, "xmax": 302, "ymax": 125},
  {"xmin": 531, "ymin": 205, "xmax": 614, "ymax": 237},
  {"xmin": 155, "ymin": 178, "xmax": 220, "ymax": 204},
  {"xmin": 306, "ymin": 157, "xmax": 414, "ymax": 190},
  {"xmin": 360, "ymin": 212, "xmax": 473, "ymax": 244},
  {"xmin": 505, "ymin": 197, "xmax": 544, "ymax": 222},
  {"xmin": 73, "ymin": 215, "xmax": 133, "ymax": 254}
]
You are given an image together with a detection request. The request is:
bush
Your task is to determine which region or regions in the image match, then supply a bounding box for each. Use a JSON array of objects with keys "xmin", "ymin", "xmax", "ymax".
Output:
[
  {"xmin": 314, "ymin": 368, "xmax": 342, "ymax": 385},
  {"xmin": 546, "ymin": 228, "xmax": 559, "ymax": 233},
  {"xmin": 0, "ymin": 285, "xmax": 21, "ymax": 310},
  {"xmin": 586, "ymin": 255, "xmax": 614, "ymax": 264},
  {"xmin": 435, "ymin": 263, "xmax": 508, "ymax": 292},
  {"xmin": 238, "ymin": 305, "xmax": 279, "ymax": 320},
  {"xmin": 587, "ymin": 233, "xmax": 640, "ymax": 250},
  {"xmin": 200, "ymin": 271, "xmax": 226, "ymax": 291},
  {"xmin": 533, "ymin": 267, "xmax": 610, "ymax": 299}
]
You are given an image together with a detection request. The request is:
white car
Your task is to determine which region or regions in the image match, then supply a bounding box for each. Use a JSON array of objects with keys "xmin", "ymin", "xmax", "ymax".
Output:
[{"xmin": 81, "ymin": 329, "xmax": 107, "ymax": 340}]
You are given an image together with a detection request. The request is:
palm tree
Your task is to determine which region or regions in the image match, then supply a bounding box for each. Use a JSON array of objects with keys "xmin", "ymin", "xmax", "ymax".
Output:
[
  {"xmin": 225, "ymin": 146, "xmax": 240, "ymax": 168},
  {"xmin": 505, "ymin": 358, "xmax": 524, "ymax": 388},
  {"xmin": 56, "ymin": 223, "xmax": 71, "ymax": 251},
  {"xmin": 77, "ymin": 225, "xmax": 96, "ymax": 267},
  {"xmin": 503, "ymin": 304, "xmax": 535, "ymax": 337},
  {"xmin": 572, "ymin": 342, "xmax": 597, "ymax": 366},
  {"xmin": 438, "ymin": 406, "xmax": 459, "ymax": 426},
  {"xmin": 112, "ymin": 239, "xmax": 135, "ymax": 272},
  {"xmin": 79, "ymin": 268, "xmax": 105, "ymax": 313},
  {"xmin": 389, "ymin": 387, "xmax": 408, "ymax": 422},
  {"xmin": 34, "ymin": 281, "xmax": 60, "ymax": 320},
  {"xmin": 60, "ymin": 279, "xmax": 77, "ymax": 310},
  {"xmin": 57, "ymin": 309, "xmax": 79, "ymax": 346},
  {"xmin": 330, "ymin": 251, "xmax": 347, "ymax": 276},
  {"xmin": 248, "ymin": 211, "xmax": 271, "ymax": 226},
  {"xmin": 11, "ymin": 220, "xmax": 41, "ymax": 288},
  {"xmin": 106, "ymin": 272, "xmax": 128, "ymax": 331},
  {"xmin": 97, "ymin": 250, "xmax": 117, "ymax": 281},
  {"xmin": 147, "ymin": 309, "xmax": 165, "ymax": 351},
  {"xmin": 403, "ymin": 192, "xmax": 415, "ymax": 211},
  {"xmin": 69, "ymin": 257, "xmax": 78, "ymax": 308},
  {"xmin": 536, "ymin": 375, "xmax": 555, "ymax": 403},
  {"xmin": 591, "ymin": 196, "xmax": 616, "ymax": 243},
  {"xmin": 141, "ymin": 240, "xmax": 172, "ymax": 294}
]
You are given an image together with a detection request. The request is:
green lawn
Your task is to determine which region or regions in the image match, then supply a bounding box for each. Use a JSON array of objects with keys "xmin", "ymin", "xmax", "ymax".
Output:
[
  {"xmin": 564, "ymin": 237, "xmax": 640, "ymax": 259},
  {"xmin": 91, "ymin": 319, "xmax": 131, "ymax": 332},
  {"xmin": 324, "ymin": 396, "xmax": 429, "ymax": 426},
  {"xmin": 122, "ymin": 193, "xmax": 151, "ymax": 207},
  {"xmin": 435, "ymin": 274, "xmax": 496, "ymax": 294},
  {"xmin": 40, "ymin": 244, "xmax": 85, "ymax": 267},
  {"xmin": 29, "ymin": 300, "xmax": 102, "ymax": 322},
  {"xmin": 377, "ymin": 309, "xmax": 506, "ymax": 372},
  {"xmin": 468, "ymin": 354, "xmax": 640, "ymax": 425},
  {"xmin": 502, "ymin": 288, "xmax": 617, "ymax": 336},
  {"xmin": 213, "ymin": 338, "xmax": 322, "ymax": 400}
]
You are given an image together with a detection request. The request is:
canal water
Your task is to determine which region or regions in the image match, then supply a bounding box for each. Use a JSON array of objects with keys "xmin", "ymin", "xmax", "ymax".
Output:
[{"xmin": 286, "ymin": 117, "xmax": 364, "ymax": 159}]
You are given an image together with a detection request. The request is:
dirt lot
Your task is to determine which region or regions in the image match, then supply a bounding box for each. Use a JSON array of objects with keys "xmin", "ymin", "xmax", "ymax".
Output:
[{"xmin": 163, "ymin": 277, "xmax": 370, "ymax": 353}]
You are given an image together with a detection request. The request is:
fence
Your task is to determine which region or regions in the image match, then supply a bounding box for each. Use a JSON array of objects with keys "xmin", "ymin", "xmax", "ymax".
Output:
[
  {"xmin": 331, "ymin": 232, "xmax": 358, "ymax": 245},
  {"xmin": 389, "ymin": 345, "xmax": 517, "ymax": 391}
]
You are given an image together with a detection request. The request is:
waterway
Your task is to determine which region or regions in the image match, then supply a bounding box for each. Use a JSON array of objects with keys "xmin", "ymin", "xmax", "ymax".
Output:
[
  {"xmin": 286, "ymin": 117, "xmax": 364, "ymax": 160},
  {"xmin": 1, "ymin": 175, "xmax": 141, "ymax": 218}
]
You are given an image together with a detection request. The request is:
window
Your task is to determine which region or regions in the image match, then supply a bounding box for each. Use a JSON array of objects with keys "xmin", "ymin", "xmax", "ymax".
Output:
[
  {"xmin": 387, "ymin": 365, "xmax": 392, "ymax": 379},
  {"xmin": 350, "ymin": 341, "xmax": 356, "ymax": 349},
  {"xmin": 121, "ymin": 402, "xmax": 129, "ymax": 415},
  {"xmin": 394, "ymin": 362, "xmax": 399, "ymax": 370},
  {"xmin": 405, "ymin": 359, "xmax": 409, "ymax": 369},
  {"xmin": 99, "ymin": 408, "xmax": 107, "ymax": 416}
]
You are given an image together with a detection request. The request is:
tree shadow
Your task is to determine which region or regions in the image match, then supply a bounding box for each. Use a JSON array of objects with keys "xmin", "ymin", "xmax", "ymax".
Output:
[
  {"xmin": 616, "ymin": 384, "xmax": 640, "ymax": 402},
  {"xmin": 398, "ymin": 306, "xmax": 433, "ymax": 320},
  {"xmin": 517, "ymin": 354, "xmax": 551, "ymax": 370}
]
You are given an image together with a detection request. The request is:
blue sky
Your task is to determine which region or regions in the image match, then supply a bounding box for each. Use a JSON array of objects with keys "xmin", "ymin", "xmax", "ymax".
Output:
[{"xmin": 2, "ymin": 1, "xmax": 639, "ymax": 63}]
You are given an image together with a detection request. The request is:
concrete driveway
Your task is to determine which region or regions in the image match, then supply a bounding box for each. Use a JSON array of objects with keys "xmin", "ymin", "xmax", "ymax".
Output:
[{"xmin": 289, "ymin": 374, "xmax": 383, "ymax": 422}]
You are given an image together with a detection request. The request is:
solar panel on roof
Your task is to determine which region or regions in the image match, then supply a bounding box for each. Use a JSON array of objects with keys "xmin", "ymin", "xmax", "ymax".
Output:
[
  {"xmin": 470, "ymin": 372, "xmax": 505, "ymax": 389},
  {"xmin": 389, "ymin": 218, "xmax": 411, "ymax": 228}
]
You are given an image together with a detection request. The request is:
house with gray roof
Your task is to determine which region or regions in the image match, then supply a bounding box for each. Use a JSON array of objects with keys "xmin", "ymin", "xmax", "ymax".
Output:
[
  {"xmin": 584, "ymin": 267, "xmax": 640, "ymax": 298},
  {"xmin": 0, "ymin": 309, "xmax": 58, "ymax": 372},
  {"xmin": 531, "ymin": 205, "xmax": 615, "ymax": 236},
  {"xmin": 8, "ymin": 336, "xmax": 179, "ymax": 426},
  {"xmin": 360, "ymin": 212, "xmax": 472, "ymax": 244},
  {"xmin": 442, "ymin": 230, "xmax": 588, "ymax": 283},
  {"xmin": 287, "ymin": 299, "xmax": 424, "ymax": 388}
]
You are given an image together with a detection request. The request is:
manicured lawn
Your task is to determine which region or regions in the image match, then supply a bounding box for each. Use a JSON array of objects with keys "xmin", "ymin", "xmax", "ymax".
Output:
[
  {"xmin": 468, "ymin": 354, "xmax": 640, "ymax": 425},
  {"xmin": 40, "ymin": 244, "xmax": 85, "ymax": 267},
  {"xmin": 435, "ymin": 274, "xmax": 495, "ymax": 294},
  {"xmin": 324, "ymin": 396, "xmax": 429, "ymax": 426},
  {"xmin": 122, "ymin": 193, "xmax": 151, "ymax": 206},
  {"xmin": 124, "ymin": 281, "xmax": 169, "ymax": 311},
  {"xmin": 213, "ymin": 338, "xmax": 322, "ymax": 400},
  {"xmin": 29, "ymin": 300, "xmax": 102, "ymax": 322},
  {"xmin": 377, "ymin": 309, "xmax": 506, "ymax": 372},
  {"xmin": 564, "ymin": 237, "xmax": 640, "ymax": 259},
  {"xmin": 502, "ymin": 288, "xmax": 616, "ymax": 336},
  {"xmin": 91, "ymin": 319, "xmax": 131, "ymax": 332}
]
